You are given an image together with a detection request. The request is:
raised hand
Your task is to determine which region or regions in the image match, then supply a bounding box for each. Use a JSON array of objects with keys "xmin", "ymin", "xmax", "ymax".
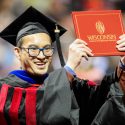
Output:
[
  {"xmin": 116, "ymin": 34, "xmax": 125, "ymax": 51},
  {"xmin": 66, "ymin": 39, "xmax": 93, "ymax": 71},
  {"xmin": 116, "ymin": 34, "xmax": 125, "ymax": 63}
]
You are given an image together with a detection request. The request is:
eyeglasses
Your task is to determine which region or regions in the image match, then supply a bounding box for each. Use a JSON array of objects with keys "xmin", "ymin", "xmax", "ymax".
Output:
[{"xmin": 20, "ymin": 46, "xmax": 54, "ymax": 57}]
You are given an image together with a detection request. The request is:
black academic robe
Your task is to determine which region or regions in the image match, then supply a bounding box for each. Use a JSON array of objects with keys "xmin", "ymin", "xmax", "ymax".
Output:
[
  {"xmin": 0, "ymin": 68, "xmax": 79, "ymax": 125},
  {"xmin": 91, "ymin": 81, "xmax": 125, "ymax": 125},
  {"xmin": 0, "ymin": 68, "xmax": 116, "ymax": 125},
  {"xmin": 73, "ymin": 72, "xmax": 116, "ymax": 125}
]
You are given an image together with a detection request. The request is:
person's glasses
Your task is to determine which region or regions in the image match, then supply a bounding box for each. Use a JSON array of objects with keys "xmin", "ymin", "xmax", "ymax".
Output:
[{"xmin": 20, "ymin": 46, "xmax": 54, "ymax": 57}]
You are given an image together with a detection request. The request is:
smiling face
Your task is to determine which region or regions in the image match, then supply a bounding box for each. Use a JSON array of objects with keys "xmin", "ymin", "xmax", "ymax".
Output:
[{"xmin": 14, "ymin": 33, "xmax": 53, "ymax": 76}]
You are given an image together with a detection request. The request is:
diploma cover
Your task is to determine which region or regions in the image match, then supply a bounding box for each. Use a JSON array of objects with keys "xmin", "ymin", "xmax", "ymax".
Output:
[{"xmin": 72, "ymin": 10, "xmax": 125, "ymax": 56}]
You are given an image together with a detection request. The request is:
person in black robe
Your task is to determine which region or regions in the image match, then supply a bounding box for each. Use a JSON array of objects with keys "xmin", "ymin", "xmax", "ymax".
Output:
[
  {"xmin": 91, "ymin": 34, "xmax": 125, "ymax": 125},
  {"xmin": 0, "ymin": 6, "xmax": 125, "ymax": 125}
]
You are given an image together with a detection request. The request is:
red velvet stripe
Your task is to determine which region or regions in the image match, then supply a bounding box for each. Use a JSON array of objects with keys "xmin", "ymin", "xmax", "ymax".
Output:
[
  {"xmin": 0, "ymin": 84, "xmax": 10, "ymax": 125},
  {"xmin": 25, "ymin": 87, "xmax": 37, "ymax": 125},
  {"xmin": 9, "ymin": 88, "xmax": 23, "ymax": 125}
]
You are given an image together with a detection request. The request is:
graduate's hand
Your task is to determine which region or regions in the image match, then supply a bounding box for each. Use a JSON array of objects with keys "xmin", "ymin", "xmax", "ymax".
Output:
[
  {"xmin": 116, "ymin": 34, "xmax": 125, "ymax": 64},
  {"xmin": 116, "ymin": 34, "xmax": 125, "ymax": 52},
  {"xmin": 66, "ymin": 39, "xmax": 94, "ymax": 71}
]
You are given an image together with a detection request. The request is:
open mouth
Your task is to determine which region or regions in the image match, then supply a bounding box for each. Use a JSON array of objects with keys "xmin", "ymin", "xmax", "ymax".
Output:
[{"xmin": 35, "ymin": 62, "xmax": 47, "ymax": 69}]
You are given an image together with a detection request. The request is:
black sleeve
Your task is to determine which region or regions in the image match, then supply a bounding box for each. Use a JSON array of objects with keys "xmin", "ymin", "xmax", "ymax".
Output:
[
  {"xmin": 91, "ymin": 100, "xmax": 113, "ymax": 125},
  {"xmin": 72, "ymin": 72, "xmax": 116, "ymax": 125},
  {"xmin": 93, "ymin": 72, "xmax": 117, "ymax": 114},
  {"xmin": 72, "ymin": 77, "xmax": 96, "ymax": 125},
  {"xmin": 40, "ymin": 68, "xmax": 79, "ymax": 125}
]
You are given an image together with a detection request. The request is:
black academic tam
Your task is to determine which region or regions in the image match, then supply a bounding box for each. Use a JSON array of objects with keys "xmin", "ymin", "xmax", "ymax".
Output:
[{"xmin": 0, "ymin": 6, "xmax": 66, "ymax": 46}]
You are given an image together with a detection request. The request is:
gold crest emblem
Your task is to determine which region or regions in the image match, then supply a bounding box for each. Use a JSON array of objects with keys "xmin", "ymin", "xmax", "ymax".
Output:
[{"xmin": 95, "ymin": 21, "xmax": 105, "ymax": 34}]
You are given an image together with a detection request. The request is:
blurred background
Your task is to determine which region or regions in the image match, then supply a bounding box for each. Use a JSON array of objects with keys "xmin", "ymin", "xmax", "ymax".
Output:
[{"xmin": 0, "ymin": 0, "xmax": 125, "ymax": 84}]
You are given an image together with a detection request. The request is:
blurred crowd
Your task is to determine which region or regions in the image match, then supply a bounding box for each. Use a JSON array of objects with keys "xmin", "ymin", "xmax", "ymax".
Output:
[{"xmin": 0, "ymin": 0, "xmax": 125, "ymax": 84}]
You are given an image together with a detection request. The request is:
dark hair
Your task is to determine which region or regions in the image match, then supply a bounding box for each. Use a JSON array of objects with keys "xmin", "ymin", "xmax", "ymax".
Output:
[
  {"xmin": 16, "ymin": 33, "xmax": 53, "ymax": 47},
  {"xmin": 16, "ymin": 38, "xmax": 23, "ymax": 47}
]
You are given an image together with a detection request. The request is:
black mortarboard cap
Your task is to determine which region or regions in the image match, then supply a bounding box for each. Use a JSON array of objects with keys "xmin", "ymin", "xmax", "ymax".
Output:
[
  {"xmin": 0, "ymin": 6, "xmax": 66, "ymax": 66},
  {"xmin": 0, "ymin": 6, "xmax": 66, "ymax": 46}
]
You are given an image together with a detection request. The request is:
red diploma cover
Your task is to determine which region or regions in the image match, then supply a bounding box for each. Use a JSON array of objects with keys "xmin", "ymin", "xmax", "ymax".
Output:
[{"xmin": 72, "ymin": 10, "xmax": 125, "ymax": 56}]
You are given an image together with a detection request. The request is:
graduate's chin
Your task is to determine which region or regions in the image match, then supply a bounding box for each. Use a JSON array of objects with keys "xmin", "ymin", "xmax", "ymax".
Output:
[{"xmin": 34, "ymin": 68, "xmax": 48, "ymax": 75}]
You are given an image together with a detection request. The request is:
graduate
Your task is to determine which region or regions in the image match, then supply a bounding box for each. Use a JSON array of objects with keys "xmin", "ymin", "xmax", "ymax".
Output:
[
  {"xmin": 91, "ymin": 35, "xmax": 125, "ymax": 125},
  {"xmin": 0, "ymin": 6, "xmax": 125, "ymax": 125}
]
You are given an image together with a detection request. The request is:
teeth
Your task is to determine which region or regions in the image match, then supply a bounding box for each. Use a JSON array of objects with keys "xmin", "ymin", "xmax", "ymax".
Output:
[{"xmin": 36, "ymin": 63, "xmax": 45, "ymax": 65}]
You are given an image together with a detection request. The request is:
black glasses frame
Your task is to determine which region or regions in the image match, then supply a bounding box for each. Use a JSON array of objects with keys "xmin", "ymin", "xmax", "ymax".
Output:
[{"xmin": 20, "ymin": 47, "xmax": 54, "ymax": 57}]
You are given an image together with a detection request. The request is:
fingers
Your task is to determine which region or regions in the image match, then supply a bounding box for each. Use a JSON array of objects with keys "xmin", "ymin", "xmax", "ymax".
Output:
[
  {"xmin": 77, "ymin": 47, "xmax": 93, "ymax": 61},
  {"xmin": 73, "ymin": 39, "xmax": 94, "ymax": 59},
  {"xmin": 119, "ymin": 34, "xmax": 125, "ymax": 39},
  {"xmin": 117, "ymin": 37, "xmax": 125, "ymax": 45},
  {"xmin": 79, "ymin": 48, "xmax": 93, "ymax": 56},
  {"xmin": 116, "ymin": 42, "xmax": 125, "ymax": 49},
  {"xmin": 81, "ymin": 52, "xmax": 91, "ymax": 61},
  {"xmin": 76, "ymin": 44, "xmax": 92, "ymax": 52},
  {"xmin": 117, "ymin": 34, "xmax": 125, "ymax": 44},
  {"xmin": 74, "ymin": 39, "xmax": 87, "ymax": 45},
  {"xmin": 117, "ymin": 47, "xmax": 125, "ymax": 52},
  {"xmin": 73, "ymin": 39, "xmax": 93, "ymax": 53},
  {"xmin": 116, "ymin": 34, "xmax": 125, "ymax": 51},
  {"xmin": 81, "ymin": 52, "xmax": 89, "ymax": 61},
  {"xmin": 67, "ymin": 39, "xmax": 93, "ymax": 70}
]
